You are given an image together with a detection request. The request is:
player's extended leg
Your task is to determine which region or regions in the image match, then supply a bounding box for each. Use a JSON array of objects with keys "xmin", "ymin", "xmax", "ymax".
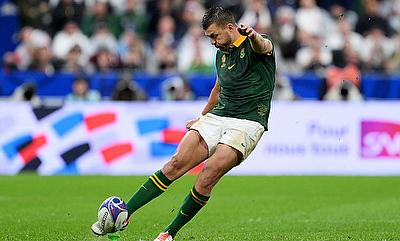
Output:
[
  {"xmin": 92, "ymin": 130, "xmax": 208, "ymax": 236},
  {"xmin": 125, "ymin": 130, "xmax": 209, "ymax": 216},
  {"xmin": 157, "ymin": 143, "xmax": 241, "ymax": 239}
]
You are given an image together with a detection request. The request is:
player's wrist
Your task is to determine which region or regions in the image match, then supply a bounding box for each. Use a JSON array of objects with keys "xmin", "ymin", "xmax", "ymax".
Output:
[{"xmin": 249, "ymin": 32, "xmax": 259, "ymax": 40}]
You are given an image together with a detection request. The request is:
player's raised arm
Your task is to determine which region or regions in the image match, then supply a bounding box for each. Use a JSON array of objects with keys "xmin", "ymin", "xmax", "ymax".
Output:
[
  {"xmin": 201, "ymin": 78, "xmax": 220, "ymax": 115},
  {"xmin": 185, "ymin": 79, "xmax": 220, "ymax": 130},
  {"xmin": 237, "ymin": 24, "xmax": 273, "ymax": 55}
]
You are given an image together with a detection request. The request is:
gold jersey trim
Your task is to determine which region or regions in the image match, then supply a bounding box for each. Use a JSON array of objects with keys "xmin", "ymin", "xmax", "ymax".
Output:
[{"xmin": 233, "ymin": 35, "xmax": 247, "ymax": 47}]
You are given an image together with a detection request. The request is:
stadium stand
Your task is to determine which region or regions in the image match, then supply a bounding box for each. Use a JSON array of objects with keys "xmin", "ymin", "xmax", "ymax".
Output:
[{"xmin": 1, "ymin": 0, "xmax": 400, "ymax": 101}]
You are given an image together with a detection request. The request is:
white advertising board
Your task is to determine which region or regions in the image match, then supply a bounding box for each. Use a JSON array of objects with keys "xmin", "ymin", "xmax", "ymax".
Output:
[{"xmin": 0, "ymin": 101, "xmax": 399, "ymax": 175}]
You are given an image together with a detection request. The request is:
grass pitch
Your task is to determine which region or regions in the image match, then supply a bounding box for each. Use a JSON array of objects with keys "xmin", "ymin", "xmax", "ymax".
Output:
[{"xmin": 0, "ymin": 175, "xmax": 399, "ymax": 241}]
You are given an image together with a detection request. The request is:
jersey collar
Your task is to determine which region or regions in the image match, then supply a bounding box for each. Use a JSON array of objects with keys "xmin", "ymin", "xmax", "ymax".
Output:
[{"xmin": 232, "ymin": 35, "xmax": 247, "ymax": 48}]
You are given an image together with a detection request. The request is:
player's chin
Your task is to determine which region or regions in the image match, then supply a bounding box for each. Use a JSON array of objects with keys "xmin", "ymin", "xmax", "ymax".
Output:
[{"xmin": 216, "ymin": 45, "xmax": 227, "ymax": 51}]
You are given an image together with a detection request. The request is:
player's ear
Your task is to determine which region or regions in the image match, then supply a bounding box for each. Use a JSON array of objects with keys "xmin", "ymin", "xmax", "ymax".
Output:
[{"xmin": 226, "ymin": 23, "xmax": 236, "ymax": 31}]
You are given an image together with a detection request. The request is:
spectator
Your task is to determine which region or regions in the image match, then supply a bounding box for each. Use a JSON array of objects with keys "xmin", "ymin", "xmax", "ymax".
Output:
[
  {"xmin": 386, "ymin": 0, "xmax": 400, "ymax": 33},
  {"xmin": 81, "ymin": 1, "xmax": 122, "ymax": 38},
  {"xmin": 14, "ymin": 0, "xmax": 53, "ymax": 32},
  {"xmin": 175, "ymin": 0, "xmax": 205, "ymax": 40},
  {"xmin": 161, "ymin": 76, "xmax": 194, "ymax": 101},
  {"xmin": 82, "ymin": 0, "xmax": 128, "ymax": 14},
  {"xmin": 147, "ymin": 15, "xmax": 178, "ymax": 73},
  {"xmin": 117, "ymin": 30, "xmax": 147, "ymax": 71},
  {"xmin": 295, "ymin": 34, "xmax": 332, "ymax": 72},
  {"xmin": 112, "ymin": 72, "xmax": 147, "ymax": 101},
  {"xmin": 318, "ymin": 0, "xmax": 358, "ymax": 12},
  {"xmin": 273, "ymin": 74, "xmax": 296, "ymax": 100},
  {"xmin": 385, "ymin": 32, "xmax": 400, "ymax": 74},
  {"xmin": 239, "ymin": 0, "xmax": 272, "ymax": 33},
  {"xmin": 51, "ymin": 0, "xmax": 85, "ymax": 35},
  {"xmin": 295, "ymin": 0, "xmax": 335, "ymax": 44},
  {"xmin": 55, "ymin": 44, "xmax": 93, "ymax": 75},
  {"xmin": 326, "ymin": 18, "xmax": 363, "ymax": 58},
  {"xmin": 177, "ymin": 24, "xmax": 216, "ymax": 74},
  {"xmin": 152, "ymin": 15, "xmax": 177, "ymax": 47},
  {"xmin": 355, "ymin": 0, "xmax": 394, "ymax": 37},
  {"xmin": 324, "ymin": 50, "xmax": 363, "ymax": 101},
  {"xmin": 28, "ymin": 46, "xmax": 55, "ymax": 75},
  {"xmin": 90, "ymin": 23, "xmax": 118, "ymax": 54},
  {"xmin": 92, "ymin": 48, "xmax": 120, "ymax": 73},
  {"xmin": 147, "ymin": 37, "xmax": 177, "ymax": 74},
  {"xmin": 11, "ymin": 82, "xmax": 42, "ymax": 107},
  {"xmin": 359, "ymin": 27, "xmax": 396, "ymax": 71},
  {"xmin": 146, "ymin": 0, "xmax": 178, "ymax": 41},
  {"xmin": 3, "ymin": 27, "xmax": 51, "ymax": 71},
  {"xmin": 119, "ymin": 0, "xmax": 149, "ymax": 40},
  {"xmin": 272, "ymin": 6, "xmax": 300, "ymax": 60},
  {"xmin": 267, "ymin": 0, "xmax": 297, "ymax": 17},
  {"xmin": 324, "ymin": 80, "xmax": 363, "ymax": 101},
  {"xmin": 328, "ymin": 3, "xmax": 358, "ymax": 28},
  {"xmin": 65, "ymin": 77, "xmax": 101, "ymax": 102},
  {"xmin": 52, "ymin": 21, "xmax": 92, "ymax": 63}
]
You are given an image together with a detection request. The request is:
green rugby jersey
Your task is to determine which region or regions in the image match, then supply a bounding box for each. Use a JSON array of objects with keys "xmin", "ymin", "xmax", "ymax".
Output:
[{"xmin": 210, "ymin": 34, "xmax": 276, "ymax": 130}]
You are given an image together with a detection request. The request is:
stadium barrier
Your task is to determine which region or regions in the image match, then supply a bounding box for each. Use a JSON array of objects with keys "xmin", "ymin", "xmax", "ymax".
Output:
[
  {"xmin": 1, "ymin": 70, "xmax": 400, "ymax": 99},
  {"xmin": 0, "ymin": 101, "xmax": 399, "ymax": 175}
]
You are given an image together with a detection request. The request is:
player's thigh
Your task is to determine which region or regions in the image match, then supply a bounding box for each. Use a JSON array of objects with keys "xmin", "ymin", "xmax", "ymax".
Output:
[
  {"xmin": 162, "ymin": 130, "xmax": 208, "ymax": 179},
  {"xmin": 190, "ymin": 113, "xmax": 223, "ymax": 156},
  {"xmin": 175, "ymin": 129, "xmax": 208, "ymax": 162}
]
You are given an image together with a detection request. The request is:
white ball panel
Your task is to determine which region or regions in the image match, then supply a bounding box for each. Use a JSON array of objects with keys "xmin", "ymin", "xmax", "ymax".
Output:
[
  {"xmin": 114, "ymin": 210, "xmax": 128, "ymax": 231},
  {"xmin": 98, "ymin": 207, "xmax": 114, "ymax": 233}
]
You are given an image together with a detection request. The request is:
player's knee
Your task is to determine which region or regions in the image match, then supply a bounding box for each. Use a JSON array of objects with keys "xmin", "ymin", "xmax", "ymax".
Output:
[
  {"xmin": 163, "ymin": 154, "xmax": 184, "ymax": 179},
  {"xmin": 196, "ymin": 165, "xmax": 220, "ymax": 193}
]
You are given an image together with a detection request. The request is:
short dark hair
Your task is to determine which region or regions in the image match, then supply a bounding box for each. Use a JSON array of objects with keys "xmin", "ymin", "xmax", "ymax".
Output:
[{"xmin": 201, "ymin": 7, "xmax": 236, "ymax": 30}]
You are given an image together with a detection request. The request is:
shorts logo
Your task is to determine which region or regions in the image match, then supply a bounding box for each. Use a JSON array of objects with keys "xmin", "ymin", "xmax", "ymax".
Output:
[{"xmin": 361, "ymin": 121, "xmax": 400, "ymax": 158}]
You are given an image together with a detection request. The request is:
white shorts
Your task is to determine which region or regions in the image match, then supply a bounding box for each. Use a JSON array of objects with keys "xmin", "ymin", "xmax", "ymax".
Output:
[{"xmin": 190, "ymin": 113, "xmax": 265, "ymax": 161}]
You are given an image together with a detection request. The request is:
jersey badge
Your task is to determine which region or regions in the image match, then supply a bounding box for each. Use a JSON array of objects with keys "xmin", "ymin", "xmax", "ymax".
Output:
[
  {"xmin": 221, "ymin": 54, "xmax": 226, "ymax": 68},
  {"xmin": 240, "ymin": 48, "xmax": 245, "ymax": 58}
]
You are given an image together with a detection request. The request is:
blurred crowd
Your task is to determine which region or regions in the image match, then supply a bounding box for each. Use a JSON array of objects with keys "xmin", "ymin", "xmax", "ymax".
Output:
[{"xmin": 2, "ymin": 0, "xmax": 400, "ymax": 102}]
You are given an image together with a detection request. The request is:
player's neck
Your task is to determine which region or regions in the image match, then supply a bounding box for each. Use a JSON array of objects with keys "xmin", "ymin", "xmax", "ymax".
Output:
[{"xmin": 229, "ymin": 30, "xmax": 242, "ymax": 48}]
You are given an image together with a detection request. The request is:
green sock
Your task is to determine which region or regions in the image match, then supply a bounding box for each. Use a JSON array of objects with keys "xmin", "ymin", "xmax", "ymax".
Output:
[
  {"xmin": 164, "ymin": 186, "xmax": 210, "ymax": 237},
  {"xmin": 126, "ymin": 170, "xmax": 172, "ymax": 216}
]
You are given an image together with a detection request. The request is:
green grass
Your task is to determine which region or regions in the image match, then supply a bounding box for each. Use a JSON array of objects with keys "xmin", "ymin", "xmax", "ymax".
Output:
[{"xmin": 1, "ymin": 175, "xmax": 400, "ymax": 241}]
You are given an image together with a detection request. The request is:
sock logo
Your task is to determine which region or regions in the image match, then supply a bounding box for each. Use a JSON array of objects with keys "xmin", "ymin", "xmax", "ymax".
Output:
[
  {"xmin": 361, "ymin": 121, "xmax": 400, "ymax": 158},
  {"xmin": 180, "ymin": 210, "xmax": 190, "ymax": 217}
]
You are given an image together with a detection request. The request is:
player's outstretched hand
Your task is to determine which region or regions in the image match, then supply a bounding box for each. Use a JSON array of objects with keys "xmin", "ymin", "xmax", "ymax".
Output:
[{"xmin": 237, "ymin": 24, "xmax": 257, "ymax": 39}]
